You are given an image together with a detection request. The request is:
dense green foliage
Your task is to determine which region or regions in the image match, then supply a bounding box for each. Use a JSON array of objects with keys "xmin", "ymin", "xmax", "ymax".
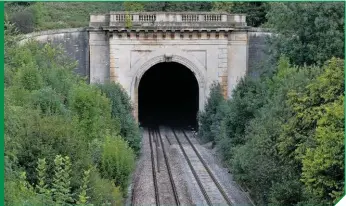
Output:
[
  {"xmin": 99, "ymin": 135, "xmax": 135, "ymax": 192},
  {"xmin": 5, "ymin": 2, "xmax": 344, "ymax": 206},
  {"xmin": 5, "ymin": 1, "xmax": 268, "ymax": 32},
  {"xmin": 265, "ymin": 2, "xmax": 344, "ymax": 66},
  {"xmin": 144, "ymin": 2, "xmax": 212, "ymax": 12},
  {"xmin": 199, "ymin": 3, "xmax": 344, "ymax": 205},
  {"xmin": 199, "ymin": 56, "xmax": 344, "ymax": 206},
  {"xmin": 283, "ymin": 58, "xmax": 344, "ymax": 202},
  {"xmin": 5, "ymin": 2, "xmax": 123, "ymax": 32},
  {"xmin": 5, "ymin": 2, "xmax": 213, "ymax": 32},
  {"xmin": 212, "ymin": 2, "xmax": 267, "ymax": 27},
  {"xmin": 5, "ymin": 22, "xmax": 138, "ymax": 205},
  {"xmin": 97, "ymin": 83, "xmax": 141, "ymax": 154},
  {"xmin": 198, "ymin": 82, "xmax": 224, "ymax": 143}
]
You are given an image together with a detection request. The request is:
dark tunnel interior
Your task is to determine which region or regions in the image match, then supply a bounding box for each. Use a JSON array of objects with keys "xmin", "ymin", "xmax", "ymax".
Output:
[{"xmin": 138, "ymin": 62, "xmax": 199, "ymax": 128}]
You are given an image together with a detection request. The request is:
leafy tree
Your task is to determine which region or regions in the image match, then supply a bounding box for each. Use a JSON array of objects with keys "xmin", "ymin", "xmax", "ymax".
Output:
[
  {"xmin": 5, "ymin": 31, "xmax": 138, "ymax": 205},
  {"xmin": 4, "ymin": 19, "xmax": 20, "ymax": 62},
  {"xmin": 281, "ymin": 58, "xmax": 344, "ymax": 204},
  {"xmin": 77, "ymin": 169, "xmax": 91, "ymax": 205},
  {"xmin": 68, "ymin": 83, "xmax": 118, "ymax": 141},
  {"xmin": 100, "ymin": 134, "xmax": 135, "ymax": 193},
  {"xmin": 7, "ymin": 2, "xmax": 34, "ymax": 6},
  {"xmin": 229, "ymin": 56, "xmax": 322, "ymax": 205},
  {"xmin": 123, "ymin": 1, "xmax": 144, "ymax": 12},
  {"xmin": 199, "ymin": 56, "xmax": 341, "ymax": 205},
  {"xmin": 163, "ymin": 2, "xmax": 212, "ymax": 12},
  {"xmin": 265, "ymin": 2, "xmax": 344, "ymax": 66},
  {"xmin": 52, "ymin": 155, "xmax": 73, "ymax": 204},
  {"xmin": 36, "ymin": 158, "xmax": 50, "ymax": 196},
  {"xmin": 143, "ymin": 2, "xmax": 212, "ymax": 12},
  {"xmin": 212, "ymin": 2, "xmax": 268, "ymax": 27},
  {"xmin": 30, "ymin": 87, "xmax": 66, "ymax": 115},
  {"xmin": 98, "ymin": 82, "xmax": 141, "ymax": 154},
  {"xmin": 10, "ymin": 8, "xmax": 35, "ymax": 33},
  {"xmin": 5, "ymin": 171, "xmax": 43, "ymax": 206},
  {"xmin": 13, "ymin": 62, "xmax": 43, "ymax": 91},
  {"xmin": 88, "ymin": 170, "xmax": 123, "ymax": 205},
  {"xmin": 198, "ymin": 82, "xmax": 224, "ymax": 143},
  {"xmin": 216, "ymin": 76, "xmax": 266, "ymax": 161}
]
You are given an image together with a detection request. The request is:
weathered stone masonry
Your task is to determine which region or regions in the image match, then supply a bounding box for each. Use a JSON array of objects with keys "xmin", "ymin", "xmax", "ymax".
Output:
[
  {"xmin": 20, "ymin": 28, "xmax": 90, "ymax": 77},
  {"xmin": 88, "ymin": 12, "xmax": 250, "ymax": 119},
  {"xmin": 21, "ymin": 12, "xmax": 271, "ymax": 121}
]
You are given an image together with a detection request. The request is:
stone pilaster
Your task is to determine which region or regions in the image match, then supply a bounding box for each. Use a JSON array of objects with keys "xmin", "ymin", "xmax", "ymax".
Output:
[
  {"xmin": 218, "ymin": 46, "xmax": 229, "ymax": 99},
  {"xmin": 89, "ymin": 31, "xmax": 109, "ymax": 83},
  {"xmin": 133, "ymin": 87, "xmax": 138, "ymax": 122},
  {"xmin": 109, "ymin": 40, "xmax": 118, "ymax": 82},
  {"xmin": 227, "ymin": 31, "xmax": 248, "ymax": 98}
]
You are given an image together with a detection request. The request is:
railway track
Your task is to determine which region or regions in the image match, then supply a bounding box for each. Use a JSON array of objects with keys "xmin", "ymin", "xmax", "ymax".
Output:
[
  {"xmin": 189, "ymin": 130, "xmax": 256, "ymax": 206},
  {"xmin": 143, "ymin": 127, "xmax": 180, "ymax": 206},
  {"xmin": 154, "ymin": 127, "xmax": 180, "ymax": 205},
  {"xmin": 172, "ymin": 128, "xmax": 234, "ymax": 206},
  {"xmin": 148, "ymin": 128, "xmax": 160, "ymax": 206},
  {"xmin": 132, "ymin": 126, "xmax": 239, "ymax": 206}
]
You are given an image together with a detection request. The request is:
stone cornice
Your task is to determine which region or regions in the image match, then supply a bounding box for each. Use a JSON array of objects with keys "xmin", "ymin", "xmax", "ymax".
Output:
[
  {"xmin": 87, "ymin": 27, "xmax": 250, "ymax": 33},
  {"xmin": 101, "ymin": 27, "xmax": 247, "ymax": 32}
]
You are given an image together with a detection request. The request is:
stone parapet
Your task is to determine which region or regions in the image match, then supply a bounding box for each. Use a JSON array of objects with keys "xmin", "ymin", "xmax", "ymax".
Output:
[
  {"xmin": 89, "ymin": 12, "xmax": 248, "ymax": 30},
  {"xmin": 19, "ymin": 28, "xmax": 87, "ymax": 43}
]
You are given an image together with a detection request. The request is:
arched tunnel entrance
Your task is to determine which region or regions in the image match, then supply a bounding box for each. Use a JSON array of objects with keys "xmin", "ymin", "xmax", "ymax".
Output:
[{"xmin": 138, "ymin": 62, "xmax": 199, "ymax": 128}]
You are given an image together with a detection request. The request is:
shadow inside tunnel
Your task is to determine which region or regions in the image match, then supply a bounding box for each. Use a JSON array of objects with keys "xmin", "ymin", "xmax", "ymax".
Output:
[{"xmin": 138, "ymin": 62, "xmax": 199, "ymax": 129}]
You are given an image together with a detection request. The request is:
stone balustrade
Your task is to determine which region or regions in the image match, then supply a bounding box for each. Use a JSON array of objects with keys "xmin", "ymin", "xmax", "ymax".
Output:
[{"xmin": 89, "ymin": 12, "xmax": 247, "ymax": 30}]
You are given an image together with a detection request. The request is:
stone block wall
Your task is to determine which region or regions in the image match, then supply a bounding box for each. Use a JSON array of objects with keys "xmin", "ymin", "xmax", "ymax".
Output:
[{"xmin": 19, "ymin": 27, "xmax": 272, "ymax": 99}]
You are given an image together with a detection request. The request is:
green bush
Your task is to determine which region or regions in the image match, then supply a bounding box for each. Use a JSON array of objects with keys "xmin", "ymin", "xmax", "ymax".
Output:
[
  {"xmin": 88, "ymin": 169, "xmax": 123, "ymax": 206},
  {"xmin": 199, "ymin": 56, "xmax": 343, "ymax": 205},
  {"xmin": 228, "ymin": 57, "xmax": 322, "ymax": 205},
  {"xmin": 5, "ymin": 172, "xmax": 44, "ymax": 206},
  {"xmin": 68, "ymin": 83, "xmax": 118, "ymax": 141},
  {"xmin": 282, "ymin": 58, "xmax": 344, "ymax": 204},
  {"xmin": 266, "ymin": 2, "xmax": 344, "ymax": 66},
  {"xmin": 198, "ymin": 82, "xmax": 224, "ymax": 143},
  {"xmin": 30, "ymin": 87, "xmax": 66, "ymax": 115},
  {"xmin": 99, "ymin": 134, "xmax": 135, "ymax": 194},
  {"xmin": 5, "ymin": 34, "xmax": 138, "ymax": 205},
  {"xmin": 13, "ymin": 63, "xmax": 43, "ymax": 91},
  {"xmin": 6, "ymin": 155, "xmax": 94, "ymax": 206},
  {"xmin": 10, "ymin": 9, "xmax": 35, "ymax": 33},
  {"xmin": 98, "ymin": 82, "xmax": 141, "ymax": 154},
  {"xmin": 217, "ymin": 76, "xmax": 266, "ymax": 161}
]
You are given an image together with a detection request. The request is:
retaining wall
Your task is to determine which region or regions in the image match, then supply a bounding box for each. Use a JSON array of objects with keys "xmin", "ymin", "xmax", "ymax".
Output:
[
  {"xmin": 20, "ymin": 27, "xmax": 272, "ymax": 80},
  {"xmin": 20, "ymin": 28, "xmax": 89, "ymax": 78}
]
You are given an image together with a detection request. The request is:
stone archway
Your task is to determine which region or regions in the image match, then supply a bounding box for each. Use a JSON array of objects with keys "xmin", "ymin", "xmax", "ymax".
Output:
[{"xmin": 130, "ymin": 48, "xmax": 207, "ymax": 122}]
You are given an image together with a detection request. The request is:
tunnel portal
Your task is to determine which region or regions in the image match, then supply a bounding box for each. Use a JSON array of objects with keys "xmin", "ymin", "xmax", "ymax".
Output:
[{"xmin": 138, "ymin": 62, "xmax": 199, "ymax": 128}]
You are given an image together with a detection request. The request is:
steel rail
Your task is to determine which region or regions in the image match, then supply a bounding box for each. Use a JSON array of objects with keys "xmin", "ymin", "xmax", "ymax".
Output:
[
  {"xmin": 149, "ymin": 128, "xmax": 160, "ymax": 206},
  {"xmin": 131, "ymin": 177, "xmax": 136, "ymax": 205},
  {"xmin": 189, "ymin": 130, "xmax": 256, "ymax": 206},
  {"xmin": 181, "ymin": 129, "xmax": 233, "ymax": 206},
  {"xmin": 155, "ymin": 127, "xmax": 180, "ymax": 206},
  {"xmin": 171, "ymin": 128, "xmax": 213, "ymax": 206},
  {"xmin": 165, "ymin": 134, "xmax": 172, "ymax": 145}
]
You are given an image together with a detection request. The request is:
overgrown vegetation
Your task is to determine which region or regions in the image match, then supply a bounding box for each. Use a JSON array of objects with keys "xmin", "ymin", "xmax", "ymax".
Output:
[
  {"xmin": 5, "ymin": 1, "xmax": 267, "ymax": 32},
  {"xmin": 198, "ymin": 2, "xmax": 344, "ymax": 206},
  {"xmin": 212, "ymin": 2, "xmax": 267, "ymax": 27},
  {"xmin": 5, "ymin": 1, "xmax": 344, "ymax": 206},
  {"xmin": 265, "ymin": 2, "xmax": 344, "ymax": 66},
  {"xmin": 4, "ymin": 20, "xmax": 140, "ymax": 205},
  {"xmin": 200, "ymin": 57, "xmax": 344, "ymax": 206}
]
